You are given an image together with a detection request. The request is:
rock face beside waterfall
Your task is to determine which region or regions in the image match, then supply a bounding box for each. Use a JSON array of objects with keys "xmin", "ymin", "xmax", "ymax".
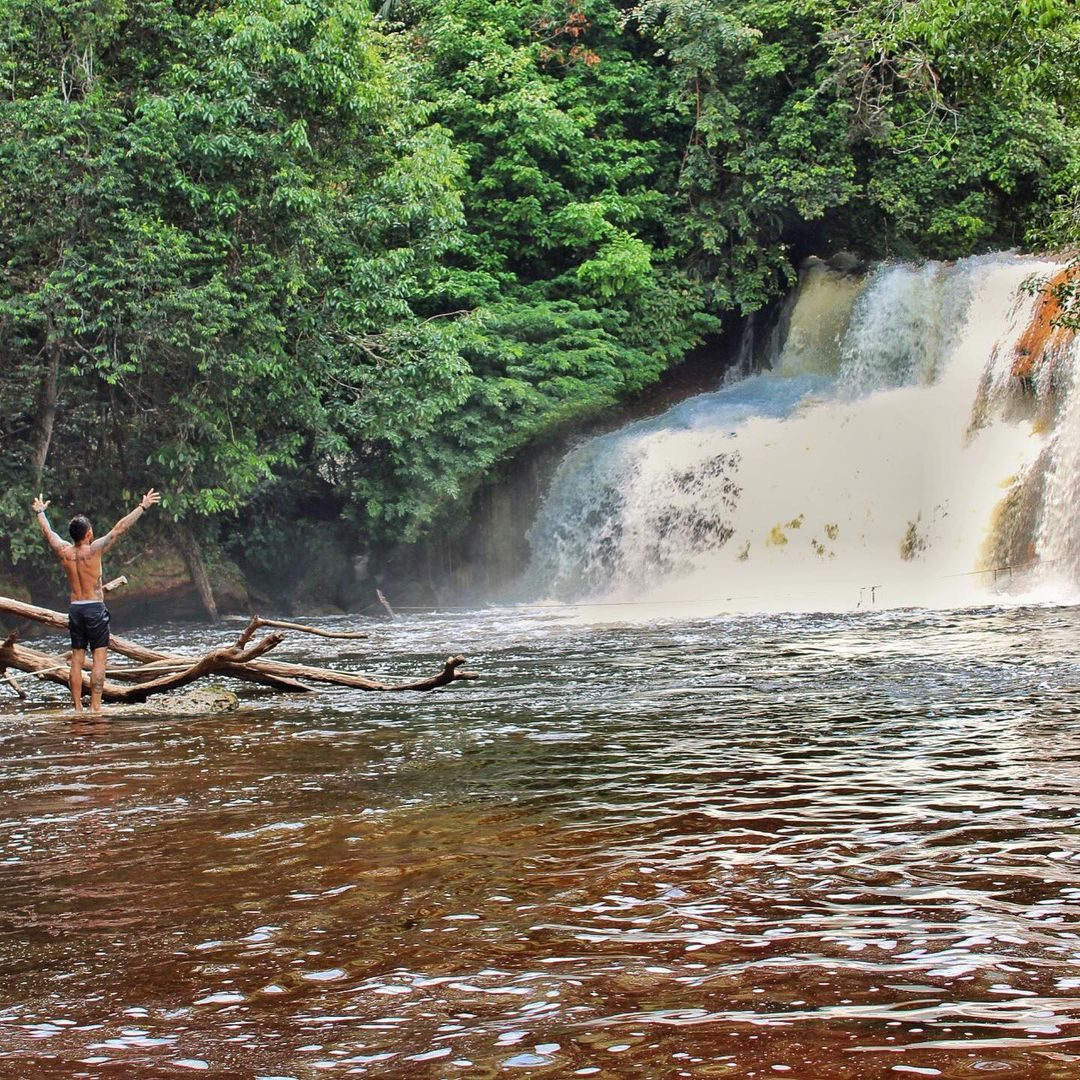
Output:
[
  {"xmin": 1011, "ymin": 266, "xmax": 1076, "ymax": 382},
  {"xmin": 979, "ymin": 266, "xmax": 1077, "ymax": 580}
]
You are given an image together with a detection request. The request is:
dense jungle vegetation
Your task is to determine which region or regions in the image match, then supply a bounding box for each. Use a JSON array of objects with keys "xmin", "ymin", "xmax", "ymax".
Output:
[{"xmin": 2, "ymin": 0, "xmax": 1077, "ymax": 606}]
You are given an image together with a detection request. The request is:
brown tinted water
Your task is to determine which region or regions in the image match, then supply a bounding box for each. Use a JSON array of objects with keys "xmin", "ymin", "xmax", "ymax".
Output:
[{"xmin": 1, "ymin": 604, "xmax": 1079, "ymax": 1079}]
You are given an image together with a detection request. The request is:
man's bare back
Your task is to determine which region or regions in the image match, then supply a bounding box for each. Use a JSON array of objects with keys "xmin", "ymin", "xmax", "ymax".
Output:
[{"xmin": 58, "ymin": 541, "xmax": 109, "ymax": 602}]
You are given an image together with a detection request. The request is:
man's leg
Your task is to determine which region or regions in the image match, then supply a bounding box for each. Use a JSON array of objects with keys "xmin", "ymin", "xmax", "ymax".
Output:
[
  {"xmin": 69, "ymin": 648, "xmax": 85, "ymax": 712},
  {"xmin": 89, "ymin": 647, "xmax": 108, "ymax": 715}
]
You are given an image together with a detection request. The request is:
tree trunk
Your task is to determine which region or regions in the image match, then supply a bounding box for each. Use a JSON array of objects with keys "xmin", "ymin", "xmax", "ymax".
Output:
[
  {"xmin": 31, "ymin": 342, "xmax": 60, "ymax": 489},
  {"xmin": 176, "ymin": 525, "xmax": 219, "ymax": 622}
]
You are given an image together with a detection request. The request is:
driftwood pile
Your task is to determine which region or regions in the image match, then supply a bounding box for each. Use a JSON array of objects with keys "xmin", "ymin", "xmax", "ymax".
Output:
[{"xmin": 0, "ymin": 596, "xmax": 478, "ymax": 706}]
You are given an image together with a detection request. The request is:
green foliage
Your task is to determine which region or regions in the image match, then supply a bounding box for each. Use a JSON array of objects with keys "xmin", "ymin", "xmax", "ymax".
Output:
[
  {"xmin": 401, "ymin": 0, "xmax": 685, "ymax": 291},
  {"xmin": 346, "ymin": 0, "xmax": 720, "ymax": 537},
  {"xmin": 0, "ymin": 0, "xmax": 464, "ymax": 574},
  {"xmin": 621, "ymin": 0, "xmax": 864, "ymax": 311},
  {"xmin": 827, "ymin": 0, "xmax": 1079, "ymax": 255},
  {"xmin": 621, "ymin": 0, "xmax": 1077, "ymax": 293},
  {"xmin": 323, "ymin": 285, "xmax": 718, "ymax": 540},
  {"xmin": 577, "ymin": 233, "xmax": 655, "ymax": 299}
]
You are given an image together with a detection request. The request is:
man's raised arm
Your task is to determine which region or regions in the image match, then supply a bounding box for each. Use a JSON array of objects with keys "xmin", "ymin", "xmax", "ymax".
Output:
[
  {"xmin": 31, "ymin": 494, "xmax": 69, "ymax": 553},
  {"xmin": 91, "ymin": 488, "xmax": 161, "ymax": 553}
]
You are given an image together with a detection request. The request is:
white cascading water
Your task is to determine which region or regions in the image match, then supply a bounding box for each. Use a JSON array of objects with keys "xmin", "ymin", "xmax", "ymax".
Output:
[
  {"xmin": 1035, "ymin": 355, "xmax": 1080, "ymax": 583},
  {"xmin": 524, "ymin": 254, "xmax": 1079, "ymax": 614}
]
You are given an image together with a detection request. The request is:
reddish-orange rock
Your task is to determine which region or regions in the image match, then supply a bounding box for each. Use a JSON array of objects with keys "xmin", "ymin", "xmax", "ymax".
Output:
[{"xmin": 1012, "ymin": 266, "xmax": 1076, "ymax": 380}]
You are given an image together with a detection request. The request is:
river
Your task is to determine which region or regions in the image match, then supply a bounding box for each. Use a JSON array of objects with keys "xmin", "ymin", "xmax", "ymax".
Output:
[{"xmin": 3, "ymin": 602, "xmax": 1080, "ymax": 1078}]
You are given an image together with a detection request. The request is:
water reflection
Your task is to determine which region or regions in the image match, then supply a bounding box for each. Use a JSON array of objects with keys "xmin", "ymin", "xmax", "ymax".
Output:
[{"xmin": 1, "ymin": 604, "xmax": 1079, "ymax": 1077}]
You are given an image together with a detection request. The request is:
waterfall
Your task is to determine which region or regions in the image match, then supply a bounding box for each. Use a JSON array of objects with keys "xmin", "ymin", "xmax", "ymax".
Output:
[
  {"xmin": 524, "ymin": 254, "xmax": 1079, "ymax": 613},
  {"xmin": 1035, "ymin": 354, "xmax": 1080, "ymax": 583}
]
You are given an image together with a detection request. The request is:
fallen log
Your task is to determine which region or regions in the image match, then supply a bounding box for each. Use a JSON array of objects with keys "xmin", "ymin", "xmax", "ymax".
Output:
[
  {"xmin": 3, "ymin": 637, "xmax": 314, "ymax": 694},
  {"xmin": 0, "ymin": 598, "xmax": 478, "ymax": 705},
  {"xmin": 225, "ymin": 616, "xmax": 475, "ymax": 690},
  {"xmin": 0, "ymin": 628, "xmax": 287, "ymax": 703},
  {"xmin": 110, "ymin": 632, "xmax": 286, "ymax": 702}
]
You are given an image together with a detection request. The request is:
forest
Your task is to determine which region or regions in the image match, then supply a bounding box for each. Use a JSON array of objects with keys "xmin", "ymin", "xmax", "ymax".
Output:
[{"xmin": 2, "ymin": 0, "xmax": 1077, "ymax": 613}]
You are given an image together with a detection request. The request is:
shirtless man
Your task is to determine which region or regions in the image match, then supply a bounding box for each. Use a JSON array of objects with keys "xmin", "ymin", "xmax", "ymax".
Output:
[{"xmin": 32, "ymin": 490, "xmax": 161, "ymax": 714}]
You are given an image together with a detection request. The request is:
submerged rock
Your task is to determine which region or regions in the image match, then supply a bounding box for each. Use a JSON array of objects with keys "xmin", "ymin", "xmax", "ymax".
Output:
[{"xmin": 119, "ymin": 687, "xmax": 239, "ymax": 717}]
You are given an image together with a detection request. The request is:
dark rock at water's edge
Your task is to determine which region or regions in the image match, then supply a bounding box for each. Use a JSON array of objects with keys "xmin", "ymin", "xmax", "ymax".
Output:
[
  {"xmin": 369, "ymin": 443, "xmax": 565, "ymax": 611},
  {"xmin": 106, "ymin": 546, "xmax": 251, "ymax": 623},
  {"xmin": 801, "ymin": 250, "xmax": 869, "ymax": 276},
  {"xmin": 227, "ymin": 520, "xmax": 371, "ymax": 618}
]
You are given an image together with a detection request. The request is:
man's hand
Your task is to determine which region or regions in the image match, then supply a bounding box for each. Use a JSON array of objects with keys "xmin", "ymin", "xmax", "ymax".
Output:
[
  {"xmin": 139, "ymin": 489, "xmax": 161, "ymax": 511},
  {"xmin": 31, "ymin": 494, "xmax": 49, "ymax": 514}
]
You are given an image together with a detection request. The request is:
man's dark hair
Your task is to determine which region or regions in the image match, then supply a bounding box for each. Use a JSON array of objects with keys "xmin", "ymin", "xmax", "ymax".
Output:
[{"xmin": 69, "ymin": 515, "xmax": 92, "ymax": 542}]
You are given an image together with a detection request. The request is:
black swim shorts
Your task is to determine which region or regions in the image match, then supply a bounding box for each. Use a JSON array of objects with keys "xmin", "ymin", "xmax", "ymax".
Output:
[{"xmin": 68, "ymin": 602, "xmax": 110, "ymax": 651}]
